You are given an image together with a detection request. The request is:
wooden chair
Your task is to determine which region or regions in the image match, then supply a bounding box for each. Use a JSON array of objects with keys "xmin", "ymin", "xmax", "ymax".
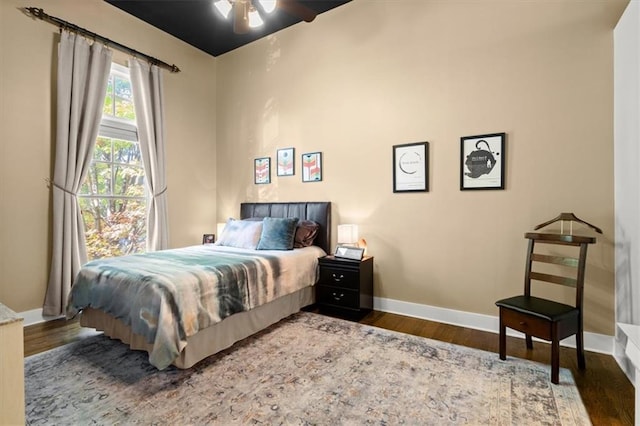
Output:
[{"xmin": 495, "ymin": 232, "xmax": 596, "ymax": 384}]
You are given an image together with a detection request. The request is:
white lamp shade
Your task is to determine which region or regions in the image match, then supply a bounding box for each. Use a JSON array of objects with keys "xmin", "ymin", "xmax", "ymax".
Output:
[
  {"xmin": 258, "ymin": 0, "xmax": 277, "ymax": 13},
  {"xmin": 337, "ymin": 224, "xmax": 359, "ymax": 245},
  {"xmin": 214, "ymin": 0, "xmax": 232, "ymax": 19},
  {"xmin": 248, "ymin": 7, "xmax": 264, "ymax": 28}
]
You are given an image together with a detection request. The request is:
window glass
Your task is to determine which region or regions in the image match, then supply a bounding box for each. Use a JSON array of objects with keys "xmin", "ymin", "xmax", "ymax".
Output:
[
  {"xmin": 114, "ymin": 75, "xmax": 134, "ymax": 120},
  {"xmin": 79, "ymin": 64, "xmax": 146, "ymax": 260}
]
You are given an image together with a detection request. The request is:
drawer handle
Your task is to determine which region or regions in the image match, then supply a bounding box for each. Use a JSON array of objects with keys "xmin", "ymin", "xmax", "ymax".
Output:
[
  {"xmin": 332, "ymin": 273, "xmax": 345, "ymax": 282},
  {"xmin": 519, "ymin": 321, "xmax": 526, "ymax": 326},
  {"xmin": 332, "ymin": 292, "xmax": 344, "ymax": 301}
]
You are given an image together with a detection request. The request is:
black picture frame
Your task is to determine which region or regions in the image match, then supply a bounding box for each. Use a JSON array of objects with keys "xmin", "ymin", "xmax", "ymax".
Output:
[
  {"xmin": 460, "ymin": 133, "xmax": 505, "ymax": 190},
  {"xmin": 393, "ymin": 142, "xmax": 428, "ymax": 193},
  {"xmin": 302, "ymin": 152, "xmax": 322, "ymax": 182},
  {"xmin": 254, "ymin": 157, "xmax": 271, "ymax": 184},
  {"xmin": 277, "ymin": 148, "xmax": 295, "ymax": 176},
  {"xmin": 202, "ymin": 234, "xmax": 215, "ymax": 244}
]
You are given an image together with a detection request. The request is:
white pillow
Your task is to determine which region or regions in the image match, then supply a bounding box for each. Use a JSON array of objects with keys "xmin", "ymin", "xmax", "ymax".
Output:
[{"xmin": 214, "ymin": 218, "xmax": 263, "ymax": 249}]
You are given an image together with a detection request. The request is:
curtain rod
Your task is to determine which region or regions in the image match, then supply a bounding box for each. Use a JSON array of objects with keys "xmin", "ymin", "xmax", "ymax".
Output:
[{"xmin": 22, "ymin": 7, "xmax": 181, "ymax": 73}]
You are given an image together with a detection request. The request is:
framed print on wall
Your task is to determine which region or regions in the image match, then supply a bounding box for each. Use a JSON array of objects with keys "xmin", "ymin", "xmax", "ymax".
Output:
[
  {"xmin": 302, "ymin": 152, "xmax": 322, "ymax": 182},
  {"xmin": 277, "ymin": 148, "xmax": 295, "ymax": 176},
  {"xmin": 254, "ymin": 157, "xmax": 271, "ymax": 184},
  {"xmin": 393, "ymin": 142, "xmax": 429, "ymax": 192},
  {"xmin": 460, "ymin": 132, "xmax": 505, "ymax": 190}
]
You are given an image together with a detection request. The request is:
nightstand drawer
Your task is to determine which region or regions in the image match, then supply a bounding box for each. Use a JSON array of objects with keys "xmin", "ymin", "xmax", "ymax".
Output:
[
  {"xmin": 319, "ymin": 268, "xmax": 359, "ymax": 289},
  {"xmin": 317, "ymin": 286, "xmax": 360, "ymax": 309}
]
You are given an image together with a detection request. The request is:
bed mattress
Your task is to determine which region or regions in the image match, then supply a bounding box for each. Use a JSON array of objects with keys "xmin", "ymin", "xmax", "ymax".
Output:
[{"xmin": 68, "ymin": 245, "xmax": 324, "ymax": 368}]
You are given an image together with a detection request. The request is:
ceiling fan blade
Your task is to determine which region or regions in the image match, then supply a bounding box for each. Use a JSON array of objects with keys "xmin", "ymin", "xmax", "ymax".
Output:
[
  {"xmin": 278, "ymin": 0, "xmax": 317, "ymax": 22},
  {"xmin": 233, "ymin": 2, "xmax": 249, "ymax": 34}
]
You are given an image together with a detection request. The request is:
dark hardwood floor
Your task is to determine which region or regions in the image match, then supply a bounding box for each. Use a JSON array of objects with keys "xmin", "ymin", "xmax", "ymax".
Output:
[{"xmin": 24, "ymin": 310, "xmax": 634, "ymax": 425}]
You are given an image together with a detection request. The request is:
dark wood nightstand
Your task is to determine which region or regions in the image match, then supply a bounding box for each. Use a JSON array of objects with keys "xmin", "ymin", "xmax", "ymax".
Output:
[{"xmin": 316, "ymin": 255, "xmax": 373, "ymax": 318}]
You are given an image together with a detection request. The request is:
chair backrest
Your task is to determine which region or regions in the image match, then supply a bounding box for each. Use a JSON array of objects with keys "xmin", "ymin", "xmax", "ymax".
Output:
[{"xmin": 523, "ymin": 232, "xmax": 596, "ymax": 308}]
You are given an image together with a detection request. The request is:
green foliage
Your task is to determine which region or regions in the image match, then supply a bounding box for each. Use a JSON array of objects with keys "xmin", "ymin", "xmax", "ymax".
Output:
[
  {"xmin": 114, "ymin": 76, "xmax": 135, "ymax": 120},
  {"xmin": 80, "ymin": 136, "xmax": 146, "ymax": 260},
  {"xmin": 81, "ymin": 198, "xmax": 146, "ymax": 260},
  {"xmin": 102, "ymin": 74, "xmax": 135, "ymax": 120}
]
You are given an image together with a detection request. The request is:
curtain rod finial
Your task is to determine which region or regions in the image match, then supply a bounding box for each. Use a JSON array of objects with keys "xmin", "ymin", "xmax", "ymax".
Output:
[{"xmin": 23, "ymin": 7, "xmax": 45, "ymax": 19}]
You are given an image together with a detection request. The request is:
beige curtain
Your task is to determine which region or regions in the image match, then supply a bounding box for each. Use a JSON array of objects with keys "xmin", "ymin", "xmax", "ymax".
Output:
[
  {"xmin": 129, "ymin": 58, "xmax": 169, "ymax": 251},
  {"xmin": 43, "ymin": 31, "xmax": 112, "ymax": 316}
]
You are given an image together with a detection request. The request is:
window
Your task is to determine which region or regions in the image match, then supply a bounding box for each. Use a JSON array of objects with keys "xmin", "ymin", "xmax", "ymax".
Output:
[{"xmin": 79, "ymin": 64, "xmax": 147, "ymax": 260}]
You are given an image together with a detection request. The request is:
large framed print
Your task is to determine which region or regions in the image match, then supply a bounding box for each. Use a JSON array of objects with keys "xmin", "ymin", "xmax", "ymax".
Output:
[
  {"xmin": 393, "ymin": 142, "xmax": 428, "ymax": 193},
  {"xmin": 254, "ymin": 157, "xmax": 271, "ymax": 184},
  {"xmin": 460, "ymin": 133, "xmax": 505, "ymax": 190}
]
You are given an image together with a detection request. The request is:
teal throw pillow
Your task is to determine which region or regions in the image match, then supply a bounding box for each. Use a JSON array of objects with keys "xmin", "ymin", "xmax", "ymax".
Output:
[{"xmin": 257, "ymin": 217, "xmax": 299, "ymax": 250}]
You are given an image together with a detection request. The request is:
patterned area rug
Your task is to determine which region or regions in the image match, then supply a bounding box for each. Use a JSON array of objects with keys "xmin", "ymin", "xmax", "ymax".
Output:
[{"xmin": 25, "ymin": 312, "xmax": 591, "ymax": 425}]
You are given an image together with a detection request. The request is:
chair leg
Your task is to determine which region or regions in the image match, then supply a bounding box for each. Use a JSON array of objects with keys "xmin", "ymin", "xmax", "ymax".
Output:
[
  {"xmin": 525, "ymin": 334, "xmax": 533, "ymax": 350},
  {"xmin": 576, "ymin": 331, "xmax": 586, "ymax": 370},
  {"xmin": 551, "ymin": 328, "xmax": 560, "ymax": 385},
  {"xmin": 499, "ymin": 314, "xmax": 506, "ymax": 360}
]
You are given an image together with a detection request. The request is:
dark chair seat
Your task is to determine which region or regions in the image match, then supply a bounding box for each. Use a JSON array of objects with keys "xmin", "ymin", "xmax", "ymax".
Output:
[{"xmin": 495, "ymin": 295, "xmax": 578, "ymax": 322}]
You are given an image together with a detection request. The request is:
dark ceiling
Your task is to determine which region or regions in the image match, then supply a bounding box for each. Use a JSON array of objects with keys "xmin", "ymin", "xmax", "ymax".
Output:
[{"xmin": 105, "ymin": 0, "xmax": 351, "ymax": 57}]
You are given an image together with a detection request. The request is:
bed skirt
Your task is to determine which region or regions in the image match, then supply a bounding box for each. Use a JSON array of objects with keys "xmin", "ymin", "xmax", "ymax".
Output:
[{"xmin": 80, "ymin": 286, "xmax": 315, "ymax": 369}]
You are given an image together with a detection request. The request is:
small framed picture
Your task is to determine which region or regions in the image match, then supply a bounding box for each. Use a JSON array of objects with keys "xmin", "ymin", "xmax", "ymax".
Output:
[
  {"xmin": 277, "ymin": 148, "xmax": 295, "ymax": 176},
  {"xmin": 393, "ymin": 142, "xmax": 428, "ymax": 193},
  {"xmin": 302, "ymin": 152, "xmax": 322, "ymax": 182},
  {"xmin": 202, "ymin": 234, "xmax": 215, "ymax": 244},
  {"xmin": 254, "ymin": 157, "xmax": 271, "ymax": 184},
  {"xmin": 460, "ymin": 133, "xmax": 505, "ymax": 190},
  {"xmin": 334, "ymin": 245, "xmax": 365, "ymax": 261}
]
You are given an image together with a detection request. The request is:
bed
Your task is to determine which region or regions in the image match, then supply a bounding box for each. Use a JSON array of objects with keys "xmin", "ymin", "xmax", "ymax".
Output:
[{"xmin": 67, "ymin": 201, "xmax": 331, "ymax": 369}]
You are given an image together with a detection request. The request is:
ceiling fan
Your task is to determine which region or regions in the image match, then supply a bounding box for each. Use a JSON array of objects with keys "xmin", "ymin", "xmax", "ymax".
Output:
[{"xmin": 213, "ymin": 0, "xmax": 317, "ymax": 34}]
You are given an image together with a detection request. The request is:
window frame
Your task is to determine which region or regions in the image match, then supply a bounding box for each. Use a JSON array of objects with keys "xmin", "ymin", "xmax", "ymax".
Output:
[{"xmin": 79, "ymin": 63, "xmax": 148, "ymax": 259}]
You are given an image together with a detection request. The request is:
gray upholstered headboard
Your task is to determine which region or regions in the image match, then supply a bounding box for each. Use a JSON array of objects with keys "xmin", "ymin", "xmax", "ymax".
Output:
[{"xmin": 240, "ymin": 202, "xmax": 331, "ymax": 254}]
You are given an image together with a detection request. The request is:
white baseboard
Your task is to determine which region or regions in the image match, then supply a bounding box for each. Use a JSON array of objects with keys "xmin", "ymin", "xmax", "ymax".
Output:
[
  {"xmin": 18, "ymin": 308, "xmax": 63, "ymax": 327},
  {"xmin": 20, "ymin": 298, "xmax": 615, "ymax": 355},
  {"xmin": 373, "ymin": 297, "xmax": 614, "ymax": 355}
]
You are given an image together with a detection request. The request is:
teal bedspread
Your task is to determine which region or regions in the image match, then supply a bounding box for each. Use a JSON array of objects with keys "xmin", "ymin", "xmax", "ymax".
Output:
[{"xmin": 67, "ymin": 245, "xmax": 323, "ymax": 369}]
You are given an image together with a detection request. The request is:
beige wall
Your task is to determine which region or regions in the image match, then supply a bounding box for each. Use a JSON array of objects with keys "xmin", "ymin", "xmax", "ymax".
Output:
[
  {"xmin": 0, "ymin": 0, "xmax": 628, "ymax": 336},
  {"xmin": 0, "ymin": 0, "xmax": 217, "ymax": 312},
  {"xmin": 217, "ymin": 0, "xmax": 628, "ymax": 335}
]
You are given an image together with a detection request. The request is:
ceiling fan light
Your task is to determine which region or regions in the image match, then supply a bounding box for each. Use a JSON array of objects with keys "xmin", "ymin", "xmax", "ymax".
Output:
[
  {"xmin": 258, "ymin": 0, "xmax": 277, "ymax": 14},
  {"xmin": 248, "ymin": 7, "xmax": 264, "ymax": 28},
  {"xmin": 214, "ymin": 0, "xmax": 233, "ymax": 19}
]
